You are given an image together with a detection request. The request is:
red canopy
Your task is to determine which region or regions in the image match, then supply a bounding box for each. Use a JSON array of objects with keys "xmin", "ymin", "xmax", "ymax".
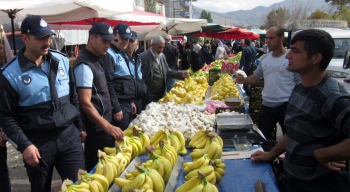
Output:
[{"xmin": 193, "ymin": 27, "xmax": 260, "ymax": 39}]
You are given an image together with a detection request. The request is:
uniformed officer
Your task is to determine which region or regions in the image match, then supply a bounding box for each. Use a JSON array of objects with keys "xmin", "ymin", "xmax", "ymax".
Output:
[
  {"xmin": 0, "ymin": 15, "xmax": 85, "ymax": 192},
  {"xmin": 101, "ymin": 23, "xmax": 146, "ymax": 130},
  {"xmin": 73, "ymin": 22, "xmax": 124, "ymax": 172}
]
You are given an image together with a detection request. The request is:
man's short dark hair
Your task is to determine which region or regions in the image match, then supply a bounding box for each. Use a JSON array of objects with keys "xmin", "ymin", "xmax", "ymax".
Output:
[
  {"xmin": 244, "ymin": 39, "xmax": 251, "ymax": 46},
  {"xmin": 276, "ymin": 27, "xmax": 285, "ymax": 38},
  {"xmin": 291, "ymin": 29, "xmax": 335, "ymax": 70}
]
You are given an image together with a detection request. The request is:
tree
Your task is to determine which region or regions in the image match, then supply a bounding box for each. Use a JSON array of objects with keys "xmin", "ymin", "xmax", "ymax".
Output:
[
  {"xmin": 308, "ymin": 9, "xmax": 333, "ymax": 19},
  {"xmin": 325, "ymin": 0, "xmax": 350, "ymax": 5},
  {"xmin": 262, "ymin": 7, "xmax": 290, "ymax": 28},
  {"xmin": 200, "ymin": 10, "xmax": 213, "ymax": 23}
]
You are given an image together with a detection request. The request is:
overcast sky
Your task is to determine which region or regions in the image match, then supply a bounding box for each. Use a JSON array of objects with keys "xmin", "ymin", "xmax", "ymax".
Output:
[{"xmin": 192, "ymin": 0, "xmax": 285, "ymax": 13}]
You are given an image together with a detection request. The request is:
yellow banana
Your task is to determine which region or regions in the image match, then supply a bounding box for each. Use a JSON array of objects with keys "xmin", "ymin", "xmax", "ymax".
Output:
[
  {"xmin": 87, "ymin": 180, "xmax": 99, "ymax": 192},
  {"xmin": 103, "ymin": 146, "xmax": 117, "ymax": 155},
  {"xmin": 187, "ymin": 155, "xmax": 205, "ymax": 171},
  {"xmin": 148, "ymin": 168, "xmax": 164, "ymax": 192},
  {"xmin": 130, "ymin": 169, "xmax": 141, "ymax": 177},
  {"xmin": 215, "ymin": 136, "xmax": 224, "ymax": 147},
  {"xmin": 215, "ymin": 167, "xmax": 226, "ymax": 176},
  {"xmin": 87, "ymin": 174, "xmax": 109, "ymax": 192},
  {"xmin": 203, "ymin": 180, "xmax": 219, "ymax": 192},
  {"xmin": 215, "ymin": 171, "xmax": 222, "ymax": 182},
  {"xmin": 175, "ymin": 175, "xmax": 201, "ymax": 192},
  {"xmin": 169, "ymin": 135, "xmax": 181, "ymax": 153},
  {"xmin": 187, "ymin": 183, "xmax": 204, "ymax": 192},
  {"xmin": 140, "ymin": 133, "xmax": 150, "ymax": 154},
  {"xmin": 161, "ymin": 158, "xmax": 172, "ymax": 182},
  {"xmin": 179, "ymin": 147, "xmax": 188, "ymax": 155},
  {"xmin": 114, "ymin": 177, "xmax": 132, "ymax": 187},
  {"xmin": 206, "ymin": 170, "xmax": 217, "ymax": 184},
  {"xmin": 192, "ymin": 135, "xmax": 209, "ymax": 149},
  {"xmin": 151, "ymin": 133, "xmax": 166, "ymax": 147},
  {"xmin": 206, "ymin": 141, "xmax": 219, "ymax": 160},
  {"xmin": 216, "ymin": 162, "xmax": 226, "ymax": 169},
  {"xmin": 123, "ymin": 125, "xmax": 135, "ymax": 137},
  {"xmin": 157, "ymin": 161, "xmax": 165, "ymax": 178},
  {"xmin": 125, "ymin": 173, "xmax": 135, "ymax": 180},
  {"xmin": 189, "ymin": 129, "xmax": 206, "ymax": 146},
  {"xmin": 130, "ymin": 142, "xmax": 140, "ymax": 159},
  {"xmin": 122, "ymin": 173, "xmax": 146, "ymax": 192},
  {"xmin": 92, "ymin": 180, "xmax": 104, "ymax": 192},
  {"xmin": 143, "ymin": 174, "xmax": 154, "ymax": 190},
  {"xmin": 212, "ymin": 141, "xmax": 223, "ymax": 160},
  {"xmin": 185, "ymin": 165, "xmax": 214, "ymax": 181},
  {"xmin": 150, "ymin": 129, "xmax": 165, "ymax": 144},
  {"xmin": 94, "ymin": 158, "xmax": 104, "ymax": 175},
  {"xmin": 173, "ymin": 131, "xmax": 186, "ymax": 150},
  {"xmin": 103, "ymin": 160, "xmax": 114, "ymax": 185}
]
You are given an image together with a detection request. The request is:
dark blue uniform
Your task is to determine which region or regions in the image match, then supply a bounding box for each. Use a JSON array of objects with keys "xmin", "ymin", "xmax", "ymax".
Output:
[{"xmin": 0, "ymin": 48, "xmax": 84, "ymax": 192}]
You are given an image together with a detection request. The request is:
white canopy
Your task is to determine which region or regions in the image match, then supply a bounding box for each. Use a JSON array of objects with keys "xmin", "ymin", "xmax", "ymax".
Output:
[
  {"xmin": 137, "ymin": 18, "xmax": 207, "ymax": 40},
  {"xmin": 0, "ymin": 0, "xmax": 135, "ymax": 24}
]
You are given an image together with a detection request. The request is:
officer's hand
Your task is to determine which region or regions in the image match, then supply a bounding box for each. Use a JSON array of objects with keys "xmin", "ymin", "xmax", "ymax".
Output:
[
  {"xmin": 235, "ymin": 74, "xmax": 245, "ymax": 84},
  {"xmin": 106, "ymin": 124, "xmax": 124, "ymax": 140},
  {"xmin": 320, "ymin": 161, "xmax": 346, "ymax": 171},
  {"xmin": 23, "ymin": 144, "xmax": 41, "ymax": 167},
  {"xmin": 182, "ymin": 72, "xmax": 189, "ymax": 79},
  {"xmin": 251, "ymin": 150, "xmax": 274, "ymax": 163},
  {"xmin": 131, "ymin": 103, "xmax": 137, "ymax": 115},
  {"xmin": 114, "ymin": 111, "xmax": 123, "ymax": 122},
  {"xmin": 0, "ymin": 130, "xmax": 7, "ymax": 147},
  {"xmin": 79, "ymin": 131, "xmax": 87, "ymax": 143}
]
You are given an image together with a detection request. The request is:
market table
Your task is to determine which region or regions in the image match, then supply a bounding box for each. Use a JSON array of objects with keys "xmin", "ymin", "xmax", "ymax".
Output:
[{"xmin": 137, "ymin": 146, "xmax": 279, "ymax": 192}]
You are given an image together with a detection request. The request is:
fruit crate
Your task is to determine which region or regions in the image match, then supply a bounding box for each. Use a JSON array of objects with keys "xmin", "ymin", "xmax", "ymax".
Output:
[{"xmin": 249, "ymin": 78, "xmax": 264, "ymax": 125}]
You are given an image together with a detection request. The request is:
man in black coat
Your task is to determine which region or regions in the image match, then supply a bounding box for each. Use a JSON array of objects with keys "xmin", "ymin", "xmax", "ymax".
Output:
[{"xmin": 162, "ymin": 34, "xmax": 179, "ymax": 92}]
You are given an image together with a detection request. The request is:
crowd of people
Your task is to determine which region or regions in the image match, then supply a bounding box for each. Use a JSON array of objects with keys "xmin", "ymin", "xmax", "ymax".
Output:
[{"xmin": 1, "ymin": 14, "xmax": 350, "ymax": 192}]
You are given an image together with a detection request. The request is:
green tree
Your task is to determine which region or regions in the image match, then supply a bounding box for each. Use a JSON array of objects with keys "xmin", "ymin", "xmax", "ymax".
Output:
[
  {"xmin": 263, "ymin": 7, "xmax": 290, "ymax": 28},
  {"xmin": 308, "ymin": 9, "xmax": 333, "ymax": 19},
  {"xmin": 333, "ymin": 6, "xmax": 350, "ymax": 27},
  {"xmin": 325, "ymin": 0, "xmax": 350, "ymax": 5},
  {"xmin": 200, "ymin": 10, "xmax": 213, "ymax": 23}
]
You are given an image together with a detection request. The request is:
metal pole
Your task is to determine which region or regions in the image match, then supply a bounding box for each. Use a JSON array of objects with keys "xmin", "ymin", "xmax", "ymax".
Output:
[
  {"xmin": 173, "ymin": 1, "xmax": 175, "ymax": 18},
  {"xmin": 8, "ymin": 10, "xmax": 17, "ymax": 55}
]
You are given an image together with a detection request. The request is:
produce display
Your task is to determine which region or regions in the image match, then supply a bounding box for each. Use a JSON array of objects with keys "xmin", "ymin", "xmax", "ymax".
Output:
[
  {"xmin": 210, "ymin": 73, "xmax": 242, "ymax": 104},
  {"xmin": 61, "ymin": 169, "xmax": 110, "ymax": 192},
  {"xmin": 189, "ymin": 131, "xmax": 223, "ymax": 160},
  {"xmin": 158, "ymin": 76, "xmax": 209, "ymax": 105},
  {"xmin": 129, "ymin": 102, "xmax": 216, "ymax": 140}
]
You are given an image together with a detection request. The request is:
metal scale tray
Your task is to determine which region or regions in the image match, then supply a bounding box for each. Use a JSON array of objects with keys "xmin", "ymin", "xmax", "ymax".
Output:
[{"xmin": 217, "ymin": 114, "xmax": 253, "ymax": 130}]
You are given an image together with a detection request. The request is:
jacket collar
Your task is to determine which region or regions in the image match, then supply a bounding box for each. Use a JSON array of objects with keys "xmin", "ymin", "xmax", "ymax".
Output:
[
  {"xmin": 81, "ymin": 48, "xmax": 100, "ymax": 63},
  {"xmin": 110, "ymin": 43, "xmax": 121, "ymax": 54},
  {"xmin": 18, "ymin": 47, "xmax": 59, "ymax": 71}
]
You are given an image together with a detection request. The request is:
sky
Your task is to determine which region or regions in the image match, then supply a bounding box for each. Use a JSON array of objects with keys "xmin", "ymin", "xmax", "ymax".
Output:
[{"xmin": 192, "ymin": 0, "xmax": 285, "ymax": 13}]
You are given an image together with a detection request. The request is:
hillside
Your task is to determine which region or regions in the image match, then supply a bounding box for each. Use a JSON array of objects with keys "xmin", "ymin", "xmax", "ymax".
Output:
[{"xmin": 192, "ymin": 0, "xmax": 330, "ymax": 27}]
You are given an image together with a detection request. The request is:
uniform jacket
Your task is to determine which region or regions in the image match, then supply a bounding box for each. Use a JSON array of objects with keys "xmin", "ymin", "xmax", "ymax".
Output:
[
  {"xmin": 0, "ymin": 47, "xmax": 83, "ymax": 152},
  {"xmin": 139, "ymin": 50, "xmax": 183, "ymax": 93}
]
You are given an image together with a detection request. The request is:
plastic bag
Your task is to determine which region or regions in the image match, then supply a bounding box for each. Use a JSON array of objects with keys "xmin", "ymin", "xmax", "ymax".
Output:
[{"xmin": 205, "ymin": 100, "xmax": 228, "ymax": 114}]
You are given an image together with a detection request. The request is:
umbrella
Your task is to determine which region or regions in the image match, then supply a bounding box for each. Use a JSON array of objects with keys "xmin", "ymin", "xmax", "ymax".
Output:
[
  {"xmin": 48, "ymin": 9, "xmax": 166, "ymax": 30},
  {"xmin": 137, "ymin": 18, "xmax": 207, "ymax": 40},
  {"xmin": 201, "ymin": 23, "xmax": 231, "ymax": 32},
  {"xmin": 193, "ymin": 27, "xmax": 260, "ymax": 39},
  {"xmin": 0, "ymin": 0, "xmax": 135, "ymax": 54}
]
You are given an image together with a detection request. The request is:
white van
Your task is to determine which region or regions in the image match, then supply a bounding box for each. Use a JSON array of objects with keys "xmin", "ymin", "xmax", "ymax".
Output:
[{"xmin": 320, "ymin": 28, "xmax": 350, "ymax": 86}]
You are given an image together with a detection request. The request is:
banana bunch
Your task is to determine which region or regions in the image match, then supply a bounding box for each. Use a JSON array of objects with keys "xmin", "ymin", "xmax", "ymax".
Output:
[
  {"xmin": 103, "ymin": 143, "xmax": 132, "ymax": 166},
  {"xmin": 64, "ymin": 169, "xmax": 110, "ymax": 192},
  {"xmin": 60, "ymin": 179, "xmax": 90, "ymax": 192},
  {"xmin": 117, "ymin": 136, "xmax": 143, "ymax": 159},
  {"xmin": 153, "ymin": 140, "xmax": 177, "ymax": 167},
  {"xmin": 142, "ymin": 145, "xmax": 173, "ymax": 182},
  {"xmin": 183, "ymin": 154, "xmax": 210, "ymax": 173},
  {"xmin": 150, "ymin": 129, "xmax": 187, "ymax": 156},
  {"xmin": 211, "ymin": 159, "xmax": 226, "ymax": 183},
  {"xmin": 114, "ymin": 166, "xmax": 165, "ymax": 192},
  {"xmin": 175, "ymin": 171, "xmax": 219, "ymax": 192},
  {"xmin": 94, "ymin": 150, "xmax": 123, "ymax": 185},
  {"xmin": 185, "ymin": 164, "xmax": 216, "ymax": 184},
  {"xmin": 123, "ymin": 125, "xmax": 150, "ymax": 154},
  {"xmin": 189, "ymin": 131, "xmax": 223, "ymax": 160}
]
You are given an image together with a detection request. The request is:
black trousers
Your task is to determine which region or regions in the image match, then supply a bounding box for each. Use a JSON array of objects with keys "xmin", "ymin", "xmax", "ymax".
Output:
[
  {"xmin": 142, "ymin": 89, "xmax": 164, "ymax": 110},
  {"xmin": 0, "ymin": 145, "xmax": 10, "ymax": 192},
  {"xmin": 84, "ymin": 128, "xmax": 114, "ymax": 172},
  {"xmin": 25, "ymin": 125, "xmax": 84, "ymax": 192},
  {"xmin": 258, "ymin": 103, "xmax": 287, "ymax": 140},
  {"xmin": 112, "ymin": 101, "xmax": 133, "ymax": 131}
]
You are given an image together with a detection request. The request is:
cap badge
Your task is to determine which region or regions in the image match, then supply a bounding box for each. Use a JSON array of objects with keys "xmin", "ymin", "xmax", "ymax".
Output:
[
  {"xmin": 58, "ymin": 67, "xmax": 65, "ymax": 76},
  {"xmin": 126, "ymin": 27, "xmax": 131, "ymax": 33},
  {"xmin": 108, "ymin": 27, "xmax": 113, "ymax": 34},
  {"xmin": 40, "ymin": 18, "xmax": 48, "ymax": 27},
  {"xmin": 22, "ymin": 74, "xmax": 31, "ymax": 85}
]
